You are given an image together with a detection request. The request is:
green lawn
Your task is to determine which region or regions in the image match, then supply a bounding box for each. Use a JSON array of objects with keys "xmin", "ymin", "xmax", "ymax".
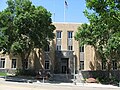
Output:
[{"xmin": 0, "ymin": 72, "xmax": 7, "ymax": 76}]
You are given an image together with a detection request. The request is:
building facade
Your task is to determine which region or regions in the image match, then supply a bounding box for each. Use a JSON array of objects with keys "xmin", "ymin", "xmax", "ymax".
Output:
[{"xmin": 0, "ymin": 22, "xmax": 118, "ymax": 74}]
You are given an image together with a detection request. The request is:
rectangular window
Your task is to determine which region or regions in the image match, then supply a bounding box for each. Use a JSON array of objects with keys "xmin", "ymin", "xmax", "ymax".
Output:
[
  {"xmin": 68, "ymin": 31, "xmax": 73, "ymax": 51},
  {"xmin": 24, "ymin": 60, "xmax": 28, "ymax": 69},
  {"xmin": 56, "ymin": 31, "xmax": 62, "ymax": 51},
  {"xmin": 68, "ymin": 31, "xmax": 73, "ymax": 38},
  {"xmin": 45, "ymin": 60, "xmax": 50, "ymax": 70},
  {"xmin": 80, "ymin": 61, "xmax": 84, "ymax": 70},
  {"xmin": 11, "ymin": 59, "xmax": 16, "ymax": 68},
  {"xmin": 0, "ymin": 58, "xmax": 5, "ymax": 68},
  {"xmin": 80, "ymin": 46, "xmax": 84, "ymax": 52},
  {"xmin": 102, "ymin": 62, "xmax": 106, "ymax": 70},
  {"xmin": 56, "ymin": 45, "xmax": 61, "ymax": 51},
  {"xmin": 68, "ymin": 45, "xmax": 73, "ymax": 51},
  {"xmin": 112, "ymin": 61, "xmax": 117, "ymax": 70},
  {"xmin": 56, "ymin": 31, "xmax": 62, "ymax": 38}
]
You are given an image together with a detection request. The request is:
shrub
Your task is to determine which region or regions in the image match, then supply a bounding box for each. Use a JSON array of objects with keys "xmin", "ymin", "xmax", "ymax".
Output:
[{"xmin": 16, "ymin": 69, "xmax": 36, "ymax": 76}]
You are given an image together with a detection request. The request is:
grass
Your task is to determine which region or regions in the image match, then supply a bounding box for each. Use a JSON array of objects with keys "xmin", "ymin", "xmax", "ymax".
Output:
[{"xmin": 0, "ymin": 72, "xmax": 7, "ymax": 76}]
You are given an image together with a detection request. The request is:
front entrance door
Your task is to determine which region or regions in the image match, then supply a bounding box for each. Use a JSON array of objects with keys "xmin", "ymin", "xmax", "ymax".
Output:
[
  {"xmin": 61, "ymin": 58, "xmax": 69, "ymax": 74},
  {"xmin": 62, "ymin": 66, "xmax": 67, "ymax": 73}
]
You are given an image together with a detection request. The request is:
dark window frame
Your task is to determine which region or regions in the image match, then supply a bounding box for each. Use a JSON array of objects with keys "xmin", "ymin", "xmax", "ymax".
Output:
[
  {"xmin": 56, "ymin": 45, "xmax": 61, "ymax": 51},
  {"xmin": 0, "ymin": 58, "xmax": 5, "ymax": 68},
  {"xmin": 45, "ymin": 60, "xmax": 50, "ymax": 70},
  {"xmin": 56, "ymin": 31, "xmax": 62, "ymax": 38},
  {"xmin": 68, "ymin": 45, "xmax": 73, "ymax": 51},
  {"xmin": 112, "ymin": 60, "xmax": 117, "ymax": 70},
  {"xmin": 11, "ymin": 59, "xmax": 16, "ymax": 68},
  {"xmin": 68, "ymin": 31, "xmax": 73, "ymax": 38},
  {"xmin": 80, "ymin": 46, "xmax": 84, "ymax": 52},
  {"xmin": 80, "ymin": 61, "xmax": 84, "ymax": 70}
]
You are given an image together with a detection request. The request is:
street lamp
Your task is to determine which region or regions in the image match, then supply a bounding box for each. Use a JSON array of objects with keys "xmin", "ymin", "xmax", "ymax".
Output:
[{"xmin": 73, "ymin": 52, "xmax": 76, "ymax": 85}]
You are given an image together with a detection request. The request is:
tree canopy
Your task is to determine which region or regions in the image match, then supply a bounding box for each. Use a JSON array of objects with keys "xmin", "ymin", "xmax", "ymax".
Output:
[
  {"xmin": 0, "ymin": 0, "xmax": 55, "ymax": 69},
  {"xmin": 75, "ymin": 0, "xmax": 120, "ymax": 70}
]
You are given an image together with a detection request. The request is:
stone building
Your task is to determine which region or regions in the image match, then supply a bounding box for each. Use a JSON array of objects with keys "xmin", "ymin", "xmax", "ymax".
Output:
[{"xmin": 0, "ymin": 22, "xmax": 118, "ymax": 74}]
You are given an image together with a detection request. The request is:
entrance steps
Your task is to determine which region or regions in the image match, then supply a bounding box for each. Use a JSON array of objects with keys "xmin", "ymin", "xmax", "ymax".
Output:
[
  {"xmin": 75, "ymin": 71, "xmax": 85, "ymax": 83},
  {"xmin": 50, "ymin": 74, "xmax": 73, "ymax": 82}
]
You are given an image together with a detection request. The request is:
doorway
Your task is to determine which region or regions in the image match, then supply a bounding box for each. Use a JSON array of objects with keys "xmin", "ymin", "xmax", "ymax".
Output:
[{"xmin": 61, "ymin": 58, "xmax": 69, "ymax": 74}]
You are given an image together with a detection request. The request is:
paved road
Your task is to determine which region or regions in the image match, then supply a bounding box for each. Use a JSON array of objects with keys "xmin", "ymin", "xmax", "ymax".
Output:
[
  {"xmin": 0, "ymin": 82, "xmax": 120, "ymax": 90},
  {"xmin": 0, "ymin": 77, "xmax": 120, "ymax": 90}
]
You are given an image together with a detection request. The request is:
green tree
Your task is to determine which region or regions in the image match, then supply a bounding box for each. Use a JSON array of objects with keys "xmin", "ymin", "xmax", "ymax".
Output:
[
  {"xmin": 0, "ymin": 0, "xmax": 55, "ymax": 70},
  {"xmin": 75, "ymin": 0, "xmax": 120, "ymax": 70}
]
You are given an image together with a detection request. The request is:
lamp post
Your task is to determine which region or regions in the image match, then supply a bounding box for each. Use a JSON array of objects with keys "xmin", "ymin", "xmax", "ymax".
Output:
[{"xmin": 73, "ymin": 52, "xmax": 76, "ymax": 85}]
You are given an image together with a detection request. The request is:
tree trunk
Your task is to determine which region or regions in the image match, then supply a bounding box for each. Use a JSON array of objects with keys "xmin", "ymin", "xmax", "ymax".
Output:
[
  {"xmin": 21, "ymin": 53, "xmax": 26, "ymax": 70},
  {"xmin": 107, "ymin": 58, "xmax": 112, "ymax": 79},
  {"xmin": 38, "ymin": 48, "xmax": 44, "ymax": 70},
  {"xmin": 20, "ymin": 50, "xmax": 31, "ymax": 70}
]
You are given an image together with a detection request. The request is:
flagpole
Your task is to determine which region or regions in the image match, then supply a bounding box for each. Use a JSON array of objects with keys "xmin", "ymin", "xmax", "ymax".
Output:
[
  {"xmin": 64, "ymin": 0, "xmax": 66, "ymax": 22},
  {"xmin": 53, "ymin": 13, "xmax": 55, "ymax": 22}
]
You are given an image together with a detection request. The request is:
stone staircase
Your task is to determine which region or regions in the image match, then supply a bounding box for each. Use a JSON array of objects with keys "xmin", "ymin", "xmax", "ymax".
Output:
[
  {"xmin": 50, "ymin": 74, "xmax": 73, "ymax": 82},
  {"xmin": 48, "ymin": 71, "xmax": 84, "ymax": 83}
]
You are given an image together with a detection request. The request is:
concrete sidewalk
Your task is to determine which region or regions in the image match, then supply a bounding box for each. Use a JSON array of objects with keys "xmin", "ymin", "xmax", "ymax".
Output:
[
  {"xmin": 0, "ymin": 77, "xmax": 120, "ymax": 89},
  {"xmin": 33, "ymin": 81, "xmax": 120, "ymax": 89}
]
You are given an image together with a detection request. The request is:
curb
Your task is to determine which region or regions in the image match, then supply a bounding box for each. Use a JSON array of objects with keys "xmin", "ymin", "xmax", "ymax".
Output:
[
  {"xmin": 0, "ymin": 77, "xmax": 120, "ymax": 89},
  {"xmin": 33, "ymin": 82, "xmax": 120, "ymax": 89}
]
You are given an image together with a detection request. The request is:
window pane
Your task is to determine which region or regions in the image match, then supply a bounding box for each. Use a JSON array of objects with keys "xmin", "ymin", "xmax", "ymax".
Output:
[
  {"xmin": 68, "ymin": 31, "xmax": 73, "ymax": 38},
  {"xmin": 45, "ymin": 60, "xmax": 50, "ymax": 70},
  {"xmin": 80, "ymin": 46, "xmax": 84, "ymax": 52},
  {"xmin": 80, "ymin": 61, "xmax": 84, "ymax": 70},
  {"xmin": 57, "ymin": 45, "xmax": 61, "ymax": 51},
  {"xmin": 11, "ymin": 59, "xmax": 16, "ymax": 68},
  {"xmin": 0, "ymin": 58, "xmax": 5, "ymax": 68},
  {"xmin": 68, "ymin": 46, "xmax": 73, "ymax": 50},
  {"xmin": 24, "ymin": 59, "xmax": 28, "ymax": 69},
  {"xmin": 57, "ymin": 31, "xmax": 61, "ymax": 38},
  {"xmin": 112, "ymin": 61, "xmax": 117, "ymax": 70}
]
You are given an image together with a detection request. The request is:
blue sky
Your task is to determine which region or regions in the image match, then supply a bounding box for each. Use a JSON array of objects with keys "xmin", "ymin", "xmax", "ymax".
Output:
[{"xmin": 0, "ymin": 0, "xmax": 89, "ymax": 23}]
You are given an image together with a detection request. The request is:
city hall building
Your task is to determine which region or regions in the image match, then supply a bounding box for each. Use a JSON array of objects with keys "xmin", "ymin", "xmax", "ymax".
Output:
[{"xmin": 0, "ymin": 22, "xmax": 118, "ymax": 74}]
